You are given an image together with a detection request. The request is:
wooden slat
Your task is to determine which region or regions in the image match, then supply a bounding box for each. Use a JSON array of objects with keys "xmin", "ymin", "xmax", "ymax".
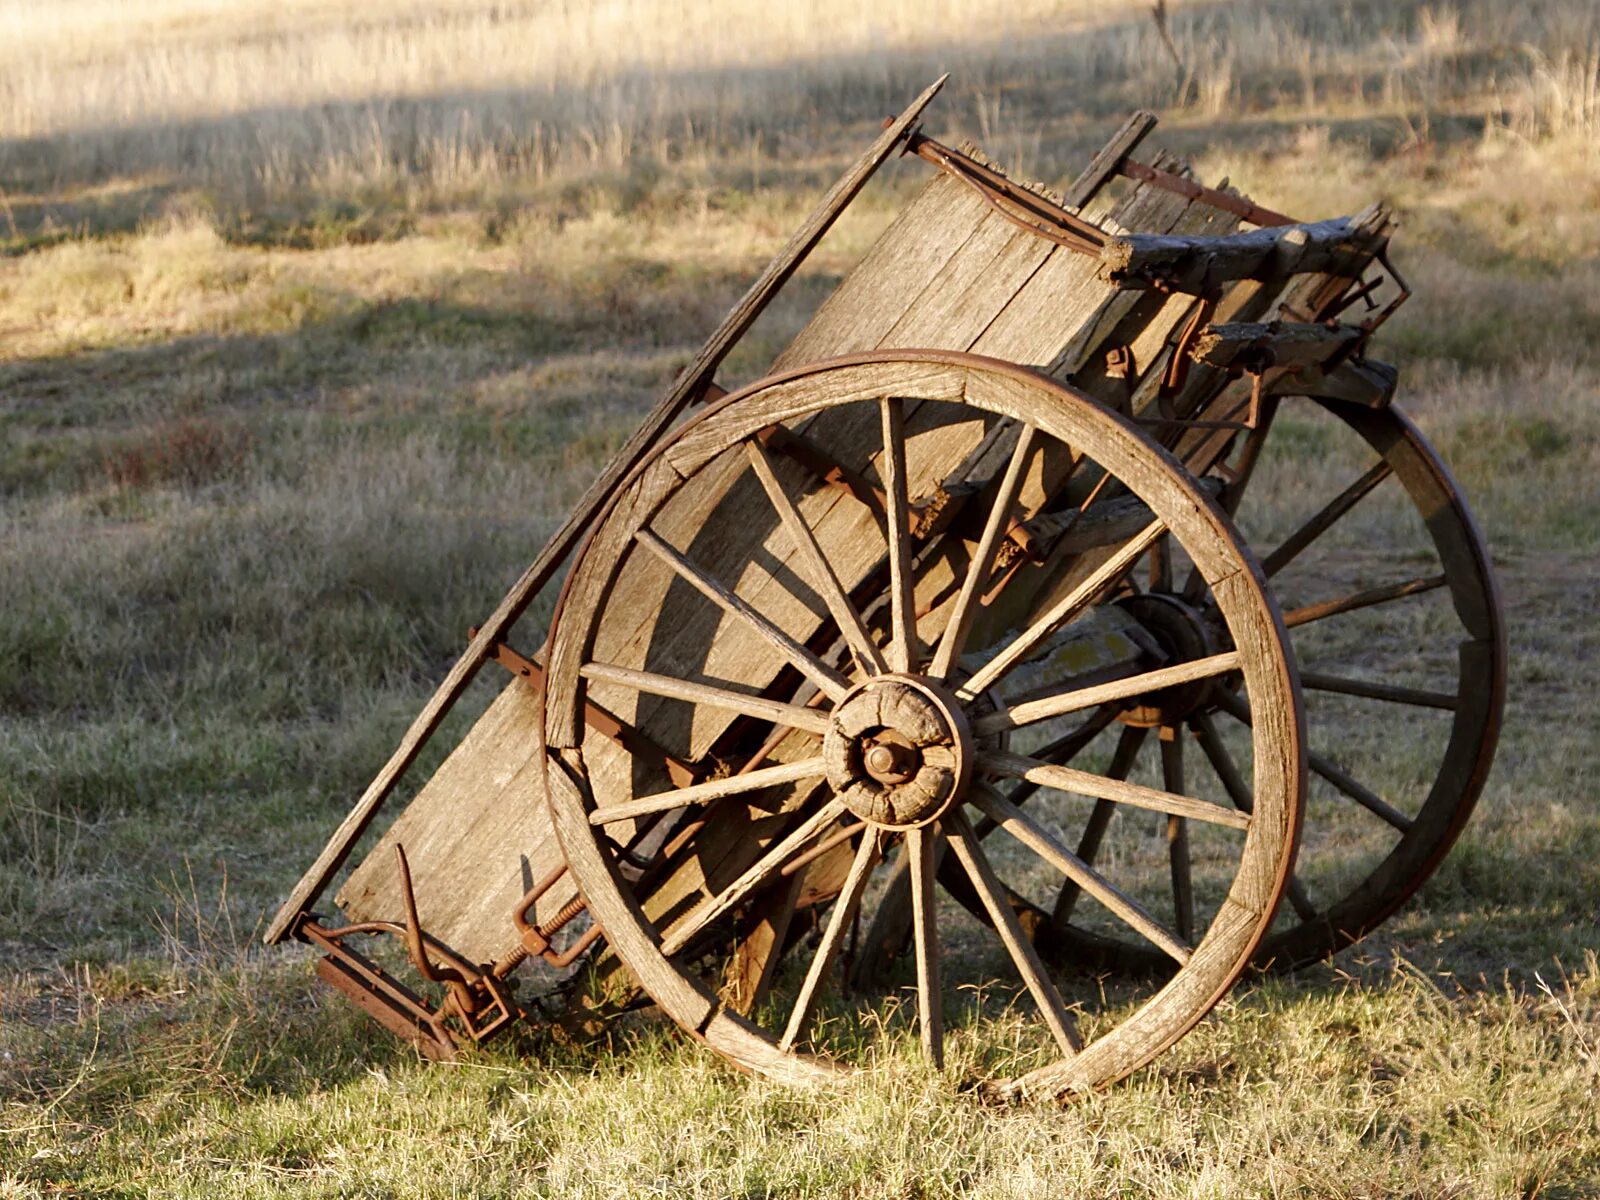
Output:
[
  {"xmin": 336, "ymin": 679, "xmax": 573, "ymax": 965},
  {"xmin": 1062, "ymin": 110, "xmax": 1160, "ymax": 209}
]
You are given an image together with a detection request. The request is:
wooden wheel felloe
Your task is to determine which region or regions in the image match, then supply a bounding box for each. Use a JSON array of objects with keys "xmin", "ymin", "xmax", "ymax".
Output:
[{"xmin": 540, "ymin": 352, "xmax": 1305, "ymax": 1100}]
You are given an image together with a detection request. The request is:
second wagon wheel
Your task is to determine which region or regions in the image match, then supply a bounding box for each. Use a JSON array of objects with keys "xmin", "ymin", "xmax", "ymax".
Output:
[
  {"xmin": 540, "ymin": 352, "xmax": 1305, "ymax": 1100},
  {"xmin": 970, "ymin": 394, "xmax": 1506, "ymax": 975},
  {"xmin": 1202, "ymin": 396, "xmax": 1505, "ymax": 967}
]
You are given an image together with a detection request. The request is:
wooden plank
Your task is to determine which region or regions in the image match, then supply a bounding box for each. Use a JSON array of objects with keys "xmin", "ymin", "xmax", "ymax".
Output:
[
  {"xmin": 875, "ymin": 219, "xmax": 1056, "ymax": 352},
  {"xmin": 970, "ymin": 155, "xmax": 1193, "ymax": 372},
  {"xmin": 265, "ymin": 77, "xmax": 947, "ymax": 944},
  {"xmin": 336, "ymin": 678, "xmax": 575, "ymax": 966},
  {"xmin": 1061, "ymin": 110, "xmax": 1160, "ymax": 209},
  {"xmin": 1191, "ymin": 320, "xmax": 1362, "ymax": 371},
  {"xmin": 771, "ymin": 169, "xmax": 992, "ymax": 370}
]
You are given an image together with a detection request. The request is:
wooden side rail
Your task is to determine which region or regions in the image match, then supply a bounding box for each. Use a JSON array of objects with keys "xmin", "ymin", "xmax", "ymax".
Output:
[
  {"xmin": 1191, "ymin": 320, "xmax": 1365, "ymax": 373},
  {"xmin": 1099, "ymin": 205, "xmax": 1391, "ymax": 294}
]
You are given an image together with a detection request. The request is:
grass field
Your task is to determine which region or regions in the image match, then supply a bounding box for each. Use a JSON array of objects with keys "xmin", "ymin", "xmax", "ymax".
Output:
[{"xmin": 2, "ymin": 0, "xmax": 1599, "ymax": 1195}]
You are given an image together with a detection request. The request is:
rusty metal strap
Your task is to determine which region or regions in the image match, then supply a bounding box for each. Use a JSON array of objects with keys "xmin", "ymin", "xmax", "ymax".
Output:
[
  {"xmin": 907, "ymin": 134, "xmax": 1107, "ymax": 256},
  {"xmin": 1118, "ymin": 158, "xmax": 1296, "ymax": 228}
]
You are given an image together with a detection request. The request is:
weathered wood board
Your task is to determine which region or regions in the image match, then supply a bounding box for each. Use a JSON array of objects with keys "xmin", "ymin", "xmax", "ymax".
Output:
[{"xmin": 335, "ymin": 678, "xmax": 578, "ymax": 966}]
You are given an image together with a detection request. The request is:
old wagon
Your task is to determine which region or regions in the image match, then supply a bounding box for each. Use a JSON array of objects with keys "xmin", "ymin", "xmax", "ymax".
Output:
[{"xmin": 265, "ymin": 78, "xmax": 1505, "ymax": 1101}]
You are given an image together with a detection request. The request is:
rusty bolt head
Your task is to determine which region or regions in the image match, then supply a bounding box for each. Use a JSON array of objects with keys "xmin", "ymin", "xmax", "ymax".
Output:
[{"xmin": 864, "ymin": 738, "xmax": 921, "ymax": 784}]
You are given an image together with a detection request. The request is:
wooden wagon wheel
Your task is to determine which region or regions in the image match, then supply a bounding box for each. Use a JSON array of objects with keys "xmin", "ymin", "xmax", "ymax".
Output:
[
  {"xmin": 961, "ymin": 396, "xmax": 1505, "ymax": 975},
  {"xmin": 540, "ymin": 352, "xmax": 1304, "ymax": 1100},
  {"xmin": 1205, "ymin": 397, "xmax": 1504, "ymax": 967}
]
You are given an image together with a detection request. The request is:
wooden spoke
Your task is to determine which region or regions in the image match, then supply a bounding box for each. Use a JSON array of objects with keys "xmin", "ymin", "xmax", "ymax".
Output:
[
  {"xmin": 780, "ymin": 833, "xmax": 883, "ymax": 1051},
  {"xmin": 744, "ymin": 438, "xmax": 888, "ymax": 676},
  {"xmin": 943, "ymin": 809, "xmax": 1081, "ymax": 1057},
  {"xmin": 979, "ymin": 748, "xmax": 1250, "ymax": 830},
  {"xmin": 660, "ymin": 799, "xmax": 847, "ymax": 957},
  {"xmin": 780, "ymin": 820, "xmax": 868, "ymax": 879},
  {"xmin": 878, "ymin": 396, "xmax": 919, "ymax": 674},
  {"xmin": 958, "ymin": 518, "xmax": 1167, "ymax": 700},
  {"xmin": 1281, "ymin": 574, "xmax": 1447, "ymax": 630},
  {"xmin": 588, "ymin": 757, "xmax": 829, "ymax": 826},
  {"xmin": 1054, "ymin": 724, "xmax": 1147, "ymax": 925},
  {"xmin": 973, "ymin": 651, "xmax": 1241, "ymax": 736},
  {"xmin": 1262, "ymin": 459, "xmax": 1393, "ymax": 579},
  {"xmin": 1210, "ymin": 688, "xmax": 1413, "ymax": 833},
  {"xmin": 1147, "ymin": 532, "xmax": 1172, "ymax": 593},
  {"xmin": 995, "ymin": 706, "xmax": 1124, "ymax": 817},
  {"xmin": 1190, "ymin": 711, "xmax": 1316, "ymax": 922},
  {"xmin": 972, "ymin": 786, "xmax": 1190, "ymax": 965},
  {"xmin": 1299, "ymin": 671, "xmax": 1458, "ymax": 711},
  {"xmin": 635, "ymin": 528, "xmax": 852, "ymax": 702},
  {"xmin": 1310, "ymin": 752, "xmax": 1415, "ymax": 833},
  {"xmin": 580, "ymin": 662, "xmax": 832, "ymax": 735},
  {"xmin": 1160, "ymin": 731, "xmax": 1194, "ymax": 943},
  {"xmin": 929, "ymin": 425, "xmax": 1037, "ymax": 680},
  {"xmin": 907, "ymin": 824, "xmax": 944, "ymax": 1068}
]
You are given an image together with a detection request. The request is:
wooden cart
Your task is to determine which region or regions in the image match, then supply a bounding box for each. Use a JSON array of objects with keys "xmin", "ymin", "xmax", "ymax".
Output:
[{"xmin": 265, "ymin": 79, "xmax": 1505, "ymax": 1101}]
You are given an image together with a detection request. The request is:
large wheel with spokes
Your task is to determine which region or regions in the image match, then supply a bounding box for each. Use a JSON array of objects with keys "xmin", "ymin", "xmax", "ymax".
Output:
[
  {"xmin": 921, "ymin": 395, "xmax": 1504, "ymax": 978},
  {"xmin": 540, "ymin": 352, "xmax": 1305, "ymax": 1100},
  {"xmin": 1206, "ymin": 397, "xmax": 1505, "ymax": 967}
]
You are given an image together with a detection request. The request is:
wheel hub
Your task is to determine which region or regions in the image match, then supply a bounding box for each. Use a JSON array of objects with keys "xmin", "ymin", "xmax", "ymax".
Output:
[
  {"xmin": 1115, "ymin": 593, "xmax": 1224, "ymax": 727},
  {"xmin": 823, "ymin": 675, "xmax": 973, "ymax": 828}
]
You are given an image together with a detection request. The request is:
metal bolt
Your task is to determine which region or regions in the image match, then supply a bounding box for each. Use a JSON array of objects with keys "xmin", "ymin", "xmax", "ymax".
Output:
[{"xmin": 863, "ymin": 739, "xmax": 920, "ymax": 784}]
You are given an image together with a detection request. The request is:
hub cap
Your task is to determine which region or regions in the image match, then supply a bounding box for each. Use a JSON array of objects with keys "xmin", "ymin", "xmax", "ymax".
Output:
[{"xmin": 822, "ymin": 675, "xmax": 974, "ymax": 828}]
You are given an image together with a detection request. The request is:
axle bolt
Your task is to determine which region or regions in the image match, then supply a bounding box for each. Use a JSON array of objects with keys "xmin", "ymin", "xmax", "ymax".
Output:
[{"xmin": 864, "ymin": 740, "xmax": 919, "ymax": 784}]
